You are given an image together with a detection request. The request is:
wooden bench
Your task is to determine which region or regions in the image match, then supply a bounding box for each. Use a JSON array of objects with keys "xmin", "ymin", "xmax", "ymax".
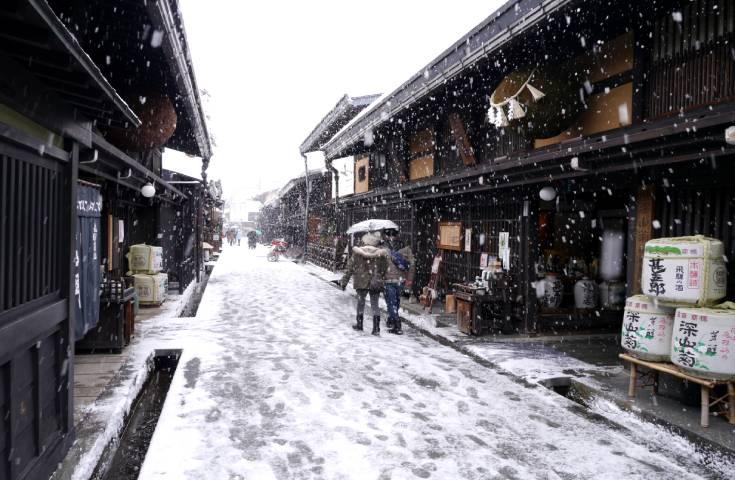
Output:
[{"xmin": 619, "ymin": 353, "xmax": 735, "ymax": 428}]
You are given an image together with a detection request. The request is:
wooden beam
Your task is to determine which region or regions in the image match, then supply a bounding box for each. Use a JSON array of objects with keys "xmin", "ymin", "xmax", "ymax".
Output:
[
  {"xmin": 631, "ymin": 186, "xmax": 654, "ymax": 295},
  {"xmin": 448, "ymin": 113, "xmax": 476, "ymax": 166}
]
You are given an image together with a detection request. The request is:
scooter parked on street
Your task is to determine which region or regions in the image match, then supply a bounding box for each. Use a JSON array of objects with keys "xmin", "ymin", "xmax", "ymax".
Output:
[{"xmin": 267, "ymin": 239, "xmax": 288, "ymax": 262}]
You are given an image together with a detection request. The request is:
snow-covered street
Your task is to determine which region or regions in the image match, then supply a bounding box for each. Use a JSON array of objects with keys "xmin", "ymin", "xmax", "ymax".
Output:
[{"xmin": 136, "ymin": 246, "xmax": 716, "ymax": 479}]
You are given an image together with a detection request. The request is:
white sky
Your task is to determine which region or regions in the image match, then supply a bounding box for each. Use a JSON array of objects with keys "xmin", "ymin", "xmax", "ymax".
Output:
[{"xmin": 165, "ymin": 1, "xmax": 505, "ymax": 202}]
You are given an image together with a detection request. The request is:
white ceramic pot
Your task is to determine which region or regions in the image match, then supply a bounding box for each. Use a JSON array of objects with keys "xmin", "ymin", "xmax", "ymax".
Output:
[
  {"xmin": 539, "ymin": 273, "xmax": 563, "ymax": 308},
  {"xmin": 621, "ymin": 295, "xmax": 676, "ymax": 361},
  {"xmin": 574, "ymin": 277, "xmax": 597, "ymax": 309},
  {"xmin": 599, "ymin": 280, "xmax": 626, "ymax": 310},
  {"xmin": 641, "ymin": 236, "xmax": 727, "ymax": 306},
  {"xmin": 671, "ymin": 306, "xmax": 735, "ymax": 380}
]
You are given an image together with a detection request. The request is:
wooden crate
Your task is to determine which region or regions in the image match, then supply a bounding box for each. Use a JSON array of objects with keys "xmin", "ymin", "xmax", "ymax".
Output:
[
  {"xmin": 445, "ymin": 294, "xmax": 456, "ymax": 313},
  {"xmin": 456, "ymin": 297, "xmax": 473, "ymax": 335}
]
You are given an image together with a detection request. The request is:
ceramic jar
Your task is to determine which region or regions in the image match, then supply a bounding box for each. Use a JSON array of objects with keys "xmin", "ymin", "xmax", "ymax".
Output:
[
  {"xmin": 538, "ymin": 273, "xmax": 563, "ymax": 308},
  {"xmin": 574, "ymin": 277, "xmax": 597, "ymax": 309}
]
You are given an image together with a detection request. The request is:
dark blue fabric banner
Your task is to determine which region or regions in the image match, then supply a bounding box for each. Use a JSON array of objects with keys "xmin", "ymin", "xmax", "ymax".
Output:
[{"xmin": 74, "ymin": 184, "xmax": 102, "ymax": 340}]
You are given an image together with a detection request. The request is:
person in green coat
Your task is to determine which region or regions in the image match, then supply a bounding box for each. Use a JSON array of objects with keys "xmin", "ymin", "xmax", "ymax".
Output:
[{"xmin": 340, "ymin": 231, "xmax": 389, "ymax": 335}]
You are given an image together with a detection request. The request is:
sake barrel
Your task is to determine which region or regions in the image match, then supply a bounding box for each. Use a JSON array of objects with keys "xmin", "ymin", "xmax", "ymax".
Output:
[
  {"xmin": 621, "ymin": 295, "xmax": 676, "ymax": 361},
  {"xmin": 134, "ymin": 273, "xmax": 168, "ymax": 305},
  {"xmin": 127, "ymin": 244, "xmax": 163, "ymax": 274},
  {"xmin": 573, "ymin": 277, "xmax": 597, "ymax": 309},
  {"xmin": 671, "ymin": 306, "xmax": 735, "ymax": 380},
  {"xmin": 641, "ymin": 236, "xmax": 726, "ymax": 306}
]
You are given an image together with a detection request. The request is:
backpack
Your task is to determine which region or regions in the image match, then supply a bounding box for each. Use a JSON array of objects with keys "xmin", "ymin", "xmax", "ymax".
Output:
[{"xmin": 391, "ymin": 250, "xmax": 410, "ymax": 271}]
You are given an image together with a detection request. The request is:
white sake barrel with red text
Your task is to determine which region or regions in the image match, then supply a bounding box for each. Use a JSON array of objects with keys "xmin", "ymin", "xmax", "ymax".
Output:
[
  {"xmin": 621, "ymin": 295, "xmax": 675, "ymax": 361},
  {"xmin": 671, "ymin": 306, "xmax": 735, "ymax": 380},
  {"xmin": 641, "ymin": 236, "xmax": 726, "ymax": 306}
]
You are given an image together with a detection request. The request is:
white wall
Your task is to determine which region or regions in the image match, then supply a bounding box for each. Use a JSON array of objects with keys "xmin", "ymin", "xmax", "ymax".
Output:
[{"xmin": 332, "ymin": 156, "xmax": 354, "ymax": 198}]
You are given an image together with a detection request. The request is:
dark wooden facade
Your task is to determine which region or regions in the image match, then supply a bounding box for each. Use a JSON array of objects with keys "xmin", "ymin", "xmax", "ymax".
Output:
[
  {"xmin": 0, "ymin": 1, "xmax": 210, "ymax": 478},
  {"xmin": 319, "ymin": 0, "xmax": 735, "ymax": 333},
  {"xmin": 258, "ymin": 171, "xmax": 332, "ymax": 261},
  {"xmin": 0, "ymin": 131, "xmax": 76, "ymax": 480}
]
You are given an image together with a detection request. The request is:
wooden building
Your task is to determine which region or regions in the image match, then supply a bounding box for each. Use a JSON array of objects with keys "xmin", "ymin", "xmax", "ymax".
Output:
[
  {"xmin": 257, "ymin": 170, "xmax": 333, "ymax": 261},
  {"xmin": 318, "ymin": 0, "xmax": 735, "ymax": 334},
  {"xmin": 299, "ymin": 94, "xmax": 381, "ymax": 269},
  {"xmin": 0, "ymin": 1, "xmax": 210, "ymax": 478}
]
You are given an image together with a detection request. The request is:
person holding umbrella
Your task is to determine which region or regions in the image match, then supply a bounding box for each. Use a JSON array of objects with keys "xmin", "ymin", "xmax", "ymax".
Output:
[
  {"xmin": 247, "ymin": 230, "xmax": 257, "ymax": 249},
  {"xmin": 339, "ymin": 231, "xmax": 389, "ymax": 335}
]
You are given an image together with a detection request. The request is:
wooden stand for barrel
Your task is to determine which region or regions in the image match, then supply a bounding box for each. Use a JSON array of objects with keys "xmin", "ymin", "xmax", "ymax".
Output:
[{"xmin": 619, "ymin": 353, "xmax": 735, "ymax": 428}]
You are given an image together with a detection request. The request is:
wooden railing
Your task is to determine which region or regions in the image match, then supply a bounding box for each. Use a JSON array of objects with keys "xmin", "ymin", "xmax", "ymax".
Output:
[
  {"xmin": 646, "ymin": 35, "xmax": 735, "ymax": 120},
  {"xmin": 306, "ymin": 243, "xmax": 344, "ymax": 272}
]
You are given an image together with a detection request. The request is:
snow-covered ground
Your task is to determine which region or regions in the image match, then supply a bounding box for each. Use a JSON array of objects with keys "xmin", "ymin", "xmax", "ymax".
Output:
[
  {"xmin": 136, "ymin": 246, "xmax": 729, "ymax": 478},
  {"xmin": 74, "ymin": 245, "xmax": 730, "ymax": 479}
]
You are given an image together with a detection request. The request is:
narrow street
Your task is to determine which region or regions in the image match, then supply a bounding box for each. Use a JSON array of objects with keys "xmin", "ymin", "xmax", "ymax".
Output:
[{"xmin": 136, "ymin": 246, "xmax": 711, "ymax": 480}]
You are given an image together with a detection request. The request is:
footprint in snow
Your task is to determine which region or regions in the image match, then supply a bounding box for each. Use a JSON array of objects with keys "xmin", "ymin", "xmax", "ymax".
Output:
[{"xmin": 528, "ymin": 413, "xmax": 561, "ymax": 428}]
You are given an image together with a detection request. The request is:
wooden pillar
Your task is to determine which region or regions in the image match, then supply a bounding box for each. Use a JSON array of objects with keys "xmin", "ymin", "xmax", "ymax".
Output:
[
  {"xmin": 632, "ymin": 17, "xmax": 653, "ymax": 123},
  {"xmin": 63, "ymin": 140, "xmax": 79, "ymax": 437},
  {"xmin": 628, "ymin": 186, "xmax": 654, "ymax": 295},
  {"xmin": 701, "ymin": 386, "xmax": 710, "ymax": 428},
  {"xmin": 521, "ymin": 197, "xmax": 538, "ymax": 334},
  {"xmin": 627, "ymin": 363, "xmax": 637, "ymax": 398}
]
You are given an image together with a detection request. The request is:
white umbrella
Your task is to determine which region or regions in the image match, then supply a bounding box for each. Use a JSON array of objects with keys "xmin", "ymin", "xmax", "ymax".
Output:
[{"xmin": 345, "ymin": 219, "xmax": 399, "ymax": 234}]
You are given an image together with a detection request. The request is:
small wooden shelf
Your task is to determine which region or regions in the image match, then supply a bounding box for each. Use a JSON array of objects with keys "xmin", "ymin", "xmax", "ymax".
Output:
[{"xmin": 619, "ymin": 353, "xmax": 735, "ymax": 428}]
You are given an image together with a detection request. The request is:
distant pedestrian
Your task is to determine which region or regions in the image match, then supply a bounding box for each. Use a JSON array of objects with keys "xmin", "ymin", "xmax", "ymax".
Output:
[
  {"xmin": 236, "ymin": 230, "xmax": 242, "ymax": 246},
  {"xmin": 340, "ymin": 231, "xmax": 388, "ymax": 335},
  {"xmin": 226, "ymin": 230, "xmax": 234, "ymax": 246},
  {"xmin": 382, "ymin": 229, "xmax": 414, "ymax": 335}
]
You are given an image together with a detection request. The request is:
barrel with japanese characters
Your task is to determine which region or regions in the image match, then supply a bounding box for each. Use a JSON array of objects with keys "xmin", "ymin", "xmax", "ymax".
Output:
[
  {"xmin": 621, "ymin": 295, "xmax": 676, "ymax": 361},
  {"xmin": 671, "ymin": 306, "xmax": 735, "ymax": 380},
  {"xmin": 640, "ymin": 236, "xmax": 727, "ymax": 307}
]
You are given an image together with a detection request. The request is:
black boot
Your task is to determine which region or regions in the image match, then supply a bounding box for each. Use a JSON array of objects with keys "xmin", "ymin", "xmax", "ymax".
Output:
[
  {"xmin": 352, "ymin": 314, "xmax": 363, "ymax": 331},
  {"xmin": 392, "ymin": 317, "xmax": 403, "ymax": 335},
  {"xmin": 371, "ymin": 316, "xmax": 380, "ymax": 336}
]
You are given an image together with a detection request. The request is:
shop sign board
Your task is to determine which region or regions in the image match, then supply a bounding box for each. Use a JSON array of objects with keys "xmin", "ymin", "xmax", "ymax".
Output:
[
  {"xmin": 498, "ymin": 232, "xmax": 510, "ymax": 270},
  {"xmin": 438, "ymin": 221, "xmax": 462, "ymax": 251}
]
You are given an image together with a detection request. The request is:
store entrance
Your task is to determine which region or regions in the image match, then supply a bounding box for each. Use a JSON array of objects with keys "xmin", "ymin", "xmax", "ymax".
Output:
[{"xmin": 535, "ymin": 182, "xmax": 629, "ymax": 332}]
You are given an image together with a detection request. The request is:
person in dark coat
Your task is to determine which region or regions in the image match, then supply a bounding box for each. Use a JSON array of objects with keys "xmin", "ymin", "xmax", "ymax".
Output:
[
  {"xmin": 247, "ymin": 230, "xmax": 257, "ymax": 249},
  {"xmin": 340, "ymin": 231, "xmax": 389, "ymax": 335},
  {"xmin": 382, "ymin": 229, "xmax": 415, "ymax": 334}
]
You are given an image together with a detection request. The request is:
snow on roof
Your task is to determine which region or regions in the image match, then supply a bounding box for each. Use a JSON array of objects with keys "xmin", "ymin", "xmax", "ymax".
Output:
[
  {"xmin": 278, "ymin": 168, "xmax": 327, "ymax": 198},
  {"xmin": 322, "ymin": 0, "xmax": 573, "ymax": 160},
  {"xmin": 300, "ymin": 94, "xmax": 381, "ymax": 154}
]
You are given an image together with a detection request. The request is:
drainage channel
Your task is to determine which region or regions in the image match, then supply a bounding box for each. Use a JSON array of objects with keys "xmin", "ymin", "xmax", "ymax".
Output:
[
  {"xmin": 93, "ymin": 350, "xmax": 181, "ymax": 480},
  {"xmin": 179, "ymin": 271, "xmax": 211, "ymax": 317},
  {"xmin": 540, "ymin": 376, "xmax": 733, "ymax": 477}
]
